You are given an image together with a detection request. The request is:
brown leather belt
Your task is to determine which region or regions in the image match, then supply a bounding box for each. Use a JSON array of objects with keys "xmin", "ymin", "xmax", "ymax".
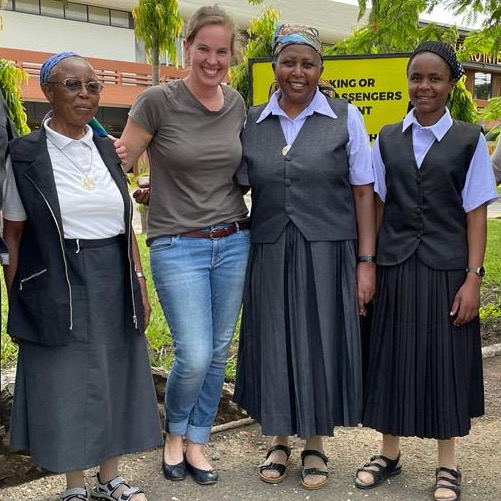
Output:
[{"xmin": 182, "ymin": 220, "xmax": 250, "ymax": 240}]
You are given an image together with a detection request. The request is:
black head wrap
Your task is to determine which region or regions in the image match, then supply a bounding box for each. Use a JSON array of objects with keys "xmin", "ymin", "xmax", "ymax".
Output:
[{"xmin": 409, "ymin": 41, "xmax": 464, "ymax": 82}]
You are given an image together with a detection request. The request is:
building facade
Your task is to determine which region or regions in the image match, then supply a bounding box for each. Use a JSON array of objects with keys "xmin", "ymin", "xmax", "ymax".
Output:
[{"xmin": 1, "ymin": 0, "xmax": 500, "ymax": 133}]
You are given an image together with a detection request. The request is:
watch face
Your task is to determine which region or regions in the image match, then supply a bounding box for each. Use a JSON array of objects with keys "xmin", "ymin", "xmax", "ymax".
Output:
[{"xmin": 479, "ymin": 266, "xmax": 486, "ymax": 277}]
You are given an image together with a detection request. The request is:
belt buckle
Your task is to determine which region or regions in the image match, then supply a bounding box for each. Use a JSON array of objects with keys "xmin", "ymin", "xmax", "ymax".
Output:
[{"xmin": 209, "ymin": 228, "xmax": 220, "ymax": 240}]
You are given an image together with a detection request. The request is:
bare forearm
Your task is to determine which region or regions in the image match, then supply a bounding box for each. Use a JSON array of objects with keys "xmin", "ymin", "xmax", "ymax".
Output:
[
  {"xmin": 466, "ymin": 204, "xmax": 487, "ymax": 269},
  {"xmin": 352, "ymin": 184, "xmax": 376, "ymax": 256}
]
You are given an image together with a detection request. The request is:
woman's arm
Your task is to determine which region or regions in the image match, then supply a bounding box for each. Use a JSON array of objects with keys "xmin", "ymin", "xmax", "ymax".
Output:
[
  {"xmin": 2, "ymin": 219, "xmax": 25, "ymax": 294},
  {"xmin": 449, "ymin": 203, "xmax": 487, "ymax": 326},
  {"xmin": 131, "ymin": 230, "xmax": 151, "ymax": 328},
  {"xmin": 492, "ymin": 138, "xmax": 501, "ymax": 185},
  {"xmin": 115, "ymin": 116, "xmax": 153, "ymax": 172},
  {"xmin": 352, "ymin": 183, "xmax": 377, "ymax": 315}
]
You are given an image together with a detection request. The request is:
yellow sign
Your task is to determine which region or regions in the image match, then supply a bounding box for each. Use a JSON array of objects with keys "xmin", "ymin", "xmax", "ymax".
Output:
[{"xmin": 249, "ymin": 54, "xmax": 411, "ymax": 141}]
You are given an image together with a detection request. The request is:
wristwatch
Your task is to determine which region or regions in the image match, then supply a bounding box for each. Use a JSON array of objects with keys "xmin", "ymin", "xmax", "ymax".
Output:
[
  {"xmin": 357, "ymin": 255, "xmax": 376, "ymax": 263},
  {"xmin": 466, "ymin": 266, "xmax": 485, "ymax": 277}
]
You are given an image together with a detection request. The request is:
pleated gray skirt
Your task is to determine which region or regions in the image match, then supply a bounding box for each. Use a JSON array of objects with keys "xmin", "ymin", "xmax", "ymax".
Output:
[
  {"xmin": 9, "ymin": 236, "xmax": 163, "ymax": 472},
  {"xmin": 362, "ymin": 254, "xmax": 484, "ymax": 439},
  {"xmin": 234, "ymin": 223, "xmax": 363, "ymax": 438}
]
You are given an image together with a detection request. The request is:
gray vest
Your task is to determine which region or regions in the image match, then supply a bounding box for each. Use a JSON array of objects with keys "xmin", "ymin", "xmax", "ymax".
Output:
[
  {"xmin": 377, "ymin": 120, "xmax": 480, "ymax": 269},
  {"xmin": 243, "ymin": 98, "xmax": 357, "ymax": 243}
]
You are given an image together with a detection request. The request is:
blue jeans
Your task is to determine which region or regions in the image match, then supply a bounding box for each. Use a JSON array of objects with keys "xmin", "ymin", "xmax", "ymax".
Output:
[{"xmin": 150, "ymin": 226, "xmax": 250, "ymax": 444}]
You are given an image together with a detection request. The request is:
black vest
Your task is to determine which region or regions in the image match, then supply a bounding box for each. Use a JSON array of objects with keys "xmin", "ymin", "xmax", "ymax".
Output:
[
  {"xmin": 7, "ymin": 128, "xmax": 143, "ymax": 346},
  {"xmin": 376, "ymin": 120, "xmax": 480, "ymax": 269},
  {"xmin": 243, "ymin": 97, "xmax": 357, "ymax": 243}
]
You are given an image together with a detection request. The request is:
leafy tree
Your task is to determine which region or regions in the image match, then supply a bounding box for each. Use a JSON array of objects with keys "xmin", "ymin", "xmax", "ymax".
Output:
[
  {"xmin": 229, "ymin": 5, "xmax": 279, "ymax": 108},
  {"xmin": 0, "ymin": 60, "xmax": 30, "ymax": 135},
  {"xmin": 328, "ymin": 0, "xmax": 479, "ymax": 122},
  {"xmin": 0, "ymin": 3, "xmax": 29, "ymax": 133},
  {"xmin": 132, "ymin": 0, "xmax": 183, "ymax": 85}
]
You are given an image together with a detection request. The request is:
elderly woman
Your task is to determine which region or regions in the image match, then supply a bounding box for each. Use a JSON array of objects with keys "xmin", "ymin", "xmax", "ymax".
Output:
[
  {"xmin": 233, "ymin": 23, "xmax": 376, "ymax": 490},
  {"xmin": 3, "ymin": 52, "xmax": 162, "ymax": 501}
]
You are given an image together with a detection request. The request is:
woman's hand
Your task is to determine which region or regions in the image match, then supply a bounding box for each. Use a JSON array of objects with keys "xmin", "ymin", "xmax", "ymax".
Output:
[
  {"xmin": 357, "ymin": 261, "xmax": 376, "ymax": 316},
  {"xmin": 133, "ymin": 187, "xmax": 150, "ymax": 206},
  {"xmin": 138, "ymin": 276, "xmax": 151, "ymax": 328},
  {"xmin": 450, "ymin": 275, "xmax": 481, "ymax": 326}
]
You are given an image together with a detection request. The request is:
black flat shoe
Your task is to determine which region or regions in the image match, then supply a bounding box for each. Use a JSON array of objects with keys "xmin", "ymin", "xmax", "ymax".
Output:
[
  {"xmin": 162, "ymin": 459, "xmax": 186, "ymax": 481},
  {"xmin": 185, "ymin": 457, "xmax": 218, "ymax": 485}
]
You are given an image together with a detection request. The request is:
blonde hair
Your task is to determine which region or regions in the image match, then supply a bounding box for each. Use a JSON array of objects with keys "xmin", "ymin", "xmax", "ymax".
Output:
[{"xmin": 185, "ymin": 4, "xmax": 236, "ymax": 55}]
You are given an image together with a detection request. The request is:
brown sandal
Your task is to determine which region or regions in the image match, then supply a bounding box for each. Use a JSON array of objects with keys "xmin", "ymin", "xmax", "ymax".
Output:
[
  {"xmin": 300, "ymin": 450, "xmax": 329, "ymax": 490},
  {"xmin": 258, "ymin": 444, "xmax": 291, "ymax": 484}
]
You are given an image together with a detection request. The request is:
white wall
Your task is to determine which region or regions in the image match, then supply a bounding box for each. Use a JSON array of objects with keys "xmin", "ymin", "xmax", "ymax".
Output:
[{"xmin": 1, "ymin": 11, "xmax": 136, "ymax": 62}]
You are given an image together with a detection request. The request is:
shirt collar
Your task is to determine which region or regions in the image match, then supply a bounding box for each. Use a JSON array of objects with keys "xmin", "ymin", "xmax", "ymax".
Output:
[
  {"xmin": 44, "ymin": 120, "xmax": 94, "ymax": 149},
  {"xmin": 256, "ymin": 88, "xmax": 337, "ymax": 123},
  {"xmin": 402, "ymin": 107, "xmax": 453, "ymax": 141}
]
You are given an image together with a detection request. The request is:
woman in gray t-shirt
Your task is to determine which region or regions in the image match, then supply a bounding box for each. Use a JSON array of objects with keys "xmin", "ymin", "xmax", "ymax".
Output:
[{"xmin": 116, "ymin": 5, "xmax": 250, "ymax": 486}]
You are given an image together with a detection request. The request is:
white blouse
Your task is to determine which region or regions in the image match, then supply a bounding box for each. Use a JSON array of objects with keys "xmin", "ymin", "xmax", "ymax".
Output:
[{"xmin": 3, "ymin": 121, "xmax": 125, "ymax": 239}]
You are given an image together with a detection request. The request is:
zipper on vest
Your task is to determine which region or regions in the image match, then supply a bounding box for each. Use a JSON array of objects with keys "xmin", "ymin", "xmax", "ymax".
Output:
[
  {"xmin": 25, "ymin": 175, "xmax": 74, "ymax": 331},
  {"xmin": 126, "ymin": 197, "xmax": 139, "ymax": 329},
  {"xmin": 19, "ymin": 268, "xmax": 47, "ymax": 290}
]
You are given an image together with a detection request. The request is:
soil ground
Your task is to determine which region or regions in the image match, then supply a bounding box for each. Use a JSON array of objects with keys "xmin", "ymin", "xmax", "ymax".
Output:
[
  {"xmin": 1, "ymin": 352, "xmax": 500, "ymax": 501},
  {"xmin": 2, "ymin": 202, "xmax": 500, "ymax": 498}
]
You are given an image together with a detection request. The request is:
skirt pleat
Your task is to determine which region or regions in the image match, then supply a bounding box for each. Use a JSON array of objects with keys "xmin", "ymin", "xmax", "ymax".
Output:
[
  {"xmin": 362, "ymin": 254, "xmax": 484, "ymax": 439},
  {"xmin": 234, "ymin": 223, "xmax": 362, "ymax": 438}
]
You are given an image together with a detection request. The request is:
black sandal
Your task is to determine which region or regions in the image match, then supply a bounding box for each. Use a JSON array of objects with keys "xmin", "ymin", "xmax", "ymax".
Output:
[
  {"xmin": 300, "ymin": 450, "xmax": 329, "ymax": 490},
  {"xmin": 355, "ymin": 453, "xmax": 402, "ymax": 490},
  {"xmin": 434, "ymin": 467, "xmax": 462, "ymax": 501},
  {"xmin": 259, "ymin": 444, "xmax": 291, "ymax": 484}
]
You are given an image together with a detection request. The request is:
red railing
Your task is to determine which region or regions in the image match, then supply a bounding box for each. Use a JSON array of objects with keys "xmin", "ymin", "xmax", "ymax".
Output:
[{"xmin": 0, "ymin": 47, "xmax": 190, "ymax": 106}]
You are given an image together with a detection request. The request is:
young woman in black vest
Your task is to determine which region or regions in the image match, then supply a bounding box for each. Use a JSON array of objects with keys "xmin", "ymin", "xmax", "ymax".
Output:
[
  {"xmin": 234, "ymin": 23, "xmax": 376, "ymax": 490},
  {"xmin": 355, "ymin": 42, "xmax": 498, "ymax": 501}
]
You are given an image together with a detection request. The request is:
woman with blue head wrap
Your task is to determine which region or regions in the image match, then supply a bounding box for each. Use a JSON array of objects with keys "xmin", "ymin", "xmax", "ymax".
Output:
[
  {"xmin": 233, "ymin": 22, "xmax": 376, "ymax": 490},
  {"xmin": 3, "ymin": 52, "xmax": 162, "ymax": 501}
]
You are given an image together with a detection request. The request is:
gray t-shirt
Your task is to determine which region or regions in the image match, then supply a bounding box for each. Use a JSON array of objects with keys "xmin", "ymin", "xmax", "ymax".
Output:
[{"xmin": 129, "ymin": 79, "xmax": 248, "ymax": 242}]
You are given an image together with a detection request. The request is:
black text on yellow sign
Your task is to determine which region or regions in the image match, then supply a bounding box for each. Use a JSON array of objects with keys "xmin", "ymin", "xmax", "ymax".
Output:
[{"xmin": 249, "ymin": 54, "xmax": 411, "ymax": 142}]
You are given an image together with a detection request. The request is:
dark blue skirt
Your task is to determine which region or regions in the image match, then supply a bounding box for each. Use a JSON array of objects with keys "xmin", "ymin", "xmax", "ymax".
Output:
[
  {"xmin": 234, "ymin": 223, "xmax": 363, "ymax": 438},
  {"xmin": 10, "ymin": 235, "xmax": 162, "ymax": 472},
  {"xmin": 362, "ymin": 254, "xmax": 484, "ymax": 439}
]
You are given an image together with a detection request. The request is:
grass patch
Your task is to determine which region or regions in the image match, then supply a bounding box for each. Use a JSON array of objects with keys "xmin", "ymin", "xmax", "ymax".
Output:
[{"xmin": 3, "ymin": 223, "xmax": 501, "ymax": 379}]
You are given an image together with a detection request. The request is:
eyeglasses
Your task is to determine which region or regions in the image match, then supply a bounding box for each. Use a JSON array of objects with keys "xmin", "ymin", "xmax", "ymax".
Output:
[{"xmin": 48, "ymin": 78, "xmax": 104, "ymax": 95}]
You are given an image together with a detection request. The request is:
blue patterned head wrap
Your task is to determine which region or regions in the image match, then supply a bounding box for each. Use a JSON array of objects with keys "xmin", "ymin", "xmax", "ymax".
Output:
[
  {"xmin": 272, "ymin": 23, "xmax": 322, "ymax": 59},
  {"xmin": 40, "ymin": 51, "xmax": 79, "ymax": 86}
]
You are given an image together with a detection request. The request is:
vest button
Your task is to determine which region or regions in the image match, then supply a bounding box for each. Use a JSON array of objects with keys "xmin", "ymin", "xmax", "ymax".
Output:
[
  {"xmin": 286, "ymin": 205, "xmax": 293, "ymax": 214},
  {"xmin": 284, "ymin": 179, "xmax": 292, "ymax": 187},
  {"xmin": 415, "ymin": 207, "xmax": 422, "ymax": 215}
]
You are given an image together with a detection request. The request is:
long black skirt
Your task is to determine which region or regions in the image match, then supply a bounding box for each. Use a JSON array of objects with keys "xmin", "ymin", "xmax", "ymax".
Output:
[
  {"xmin": 10, "ymin": 235, "xmax": 163, "ymax": 472},
  {"xmin": 234, "ymin": 223, "xmax": 363, "ymax": 438},
  {"xmin": 362, "ymin": 254, "xmax": 484, "ymax": 439}
]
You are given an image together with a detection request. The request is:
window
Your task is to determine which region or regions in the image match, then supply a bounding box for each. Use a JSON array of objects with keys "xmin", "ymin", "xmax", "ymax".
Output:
[
  {"xmin": 65, "ymin": 2, "xmax": 87, "ymax": 22},
  {"xmin": 110, "ymin": 9, "xmax": 130, "ymax": 29},
  {"xmin": 9, "ymin": 1, "xmax": 132, "ymax": 28},
  {"xmin": 88, "ymin": 6, "xmax": 110, "ymax": 25},
  {"xmin": 41, "ymin": 0, "xmax": 63, "ymax": 18},
  {"xmin": 474, "ymin": 72, "xmax": 492, "ymax": 100},
  {"xmin": 15, "ymin": 0, "xmax": 39, "ymax": 14}
]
